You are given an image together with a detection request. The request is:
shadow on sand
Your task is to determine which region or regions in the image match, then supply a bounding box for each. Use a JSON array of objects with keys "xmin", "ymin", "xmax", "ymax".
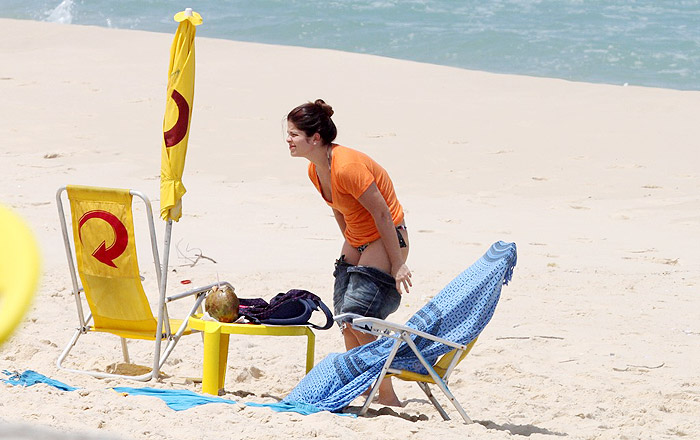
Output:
[
  {"xmin": 477, "ymin": 420, "xmax": 567, "ymax": 437},
  {"xmin": 347, "ymin": 401, "xmax": 567, "ymax": 436},
  {"xmin": 222, "ymin": 392, "xmax": 567, "ymax": 436}
]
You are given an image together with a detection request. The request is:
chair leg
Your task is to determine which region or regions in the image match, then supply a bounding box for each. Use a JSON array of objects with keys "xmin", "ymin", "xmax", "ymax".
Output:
[
  {"xmin": 120, "ymin": 338, "xmax": 130, "ymax": 364},
  {"xmin": 56, "ymin": 328, "xmax": 82, "ymax": 371},
  {"xmin": 417, "ymin": 382, "xmax": 451, "ymax": 421},
  {"xmin": 428, "ymin": 378, "xmax": 473, "ymax": 424},
  {"xmin": 403, "ymin": 335, "xmax": 473, "ymax": 424}
]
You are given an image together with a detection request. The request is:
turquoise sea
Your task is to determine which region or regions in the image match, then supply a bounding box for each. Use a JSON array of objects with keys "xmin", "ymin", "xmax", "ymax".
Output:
[{"xmin": 3, "ymin": 0, "xmax": 699, "ymax": 91}]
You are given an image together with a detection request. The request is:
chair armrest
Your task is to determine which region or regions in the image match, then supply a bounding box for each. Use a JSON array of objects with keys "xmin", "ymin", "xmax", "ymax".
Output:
[
  {"xmin": 350, "ymin": 316, "xmax": 467, "ymax": 351},
  {"xmin": 333, "ymin": 312, "xmax": 363, "ymax": 325},
  {"xmin": 166, "ymin": 281, "xmax": 234, "ymax": 303}
]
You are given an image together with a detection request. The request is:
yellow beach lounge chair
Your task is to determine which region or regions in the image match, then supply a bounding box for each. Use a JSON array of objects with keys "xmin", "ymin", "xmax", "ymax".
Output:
[{"xmin": 55, "ymin": 185, "xmax": 222, "ymax": 381}]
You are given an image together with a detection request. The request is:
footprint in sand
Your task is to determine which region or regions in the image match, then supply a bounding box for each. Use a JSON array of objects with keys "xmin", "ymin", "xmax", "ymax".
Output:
[
  {"xmin": 622, "ymin": 254, "xmax": 679, "ymax": 265},
  {"xmin": 611, "ymin": 213, "xmax": 630, "ymax": 220},
  {"xmin": 366, "ymin": 132, "xmax": 396, "ymax": 138},
  {"xmin": 627, "ymin": 248, "xmax": 657, "ymax": 254}
]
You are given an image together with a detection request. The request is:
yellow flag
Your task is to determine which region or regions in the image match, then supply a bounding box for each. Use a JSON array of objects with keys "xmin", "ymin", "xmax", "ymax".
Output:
[{"xmin": 160, "ymin": 10, "xmax": 202, "ymax": 221}]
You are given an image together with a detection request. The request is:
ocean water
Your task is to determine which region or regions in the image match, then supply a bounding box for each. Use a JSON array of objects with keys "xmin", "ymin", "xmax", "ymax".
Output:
[{"xmin": 3, "ymin": 0, "xmax": 699, "ymax": 91}]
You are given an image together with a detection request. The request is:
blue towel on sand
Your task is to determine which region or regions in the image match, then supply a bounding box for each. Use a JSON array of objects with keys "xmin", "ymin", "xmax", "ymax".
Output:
[
  {"xmin": 2, "ymin": 369, "xmax": 78, "ymax": 391},
  {"xmin": 112, "ymin": 387, "xmax": 236, "ymax": 411},
  {"xmin": 2, "ymin": 370, "xmax": 235, "ymax": 411},
  {"xmin": 266, "ymin": 241, "xmax": 517, "ymax": 415}
]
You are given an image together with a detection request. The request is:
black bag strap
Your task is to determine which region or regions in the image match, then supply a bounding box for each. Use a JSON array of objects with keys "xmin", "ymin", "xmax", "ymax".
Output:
[
  {"xmin": 308, "ymin": 297, "xmax": 334, "ymax": 330},
  {"xmin": 238, "ymin": 290, "xmax": 334, "ymax": 330},
  {"xmin": 259, "ymin": 298, "xmax": 315, "ymax": 326},
  {"xmin": 281, "ymin": 289, "xmax": 334, "ymax": 330}
]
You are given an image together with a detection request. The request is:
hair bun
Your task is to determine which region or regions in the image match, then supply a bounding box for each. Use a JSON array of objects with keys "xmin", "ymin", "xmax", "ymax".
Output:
[{"xmin": 314, "ymin": 99, "xmax": 334, "ymax": 117}]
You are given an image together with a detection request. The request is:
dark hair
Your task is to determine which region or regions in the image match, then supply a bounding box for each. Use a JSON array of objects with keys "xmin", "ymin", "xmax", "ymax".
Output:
[{"xmin": 287, "ymin": 99, "xmax": 337, "ymax": 145}]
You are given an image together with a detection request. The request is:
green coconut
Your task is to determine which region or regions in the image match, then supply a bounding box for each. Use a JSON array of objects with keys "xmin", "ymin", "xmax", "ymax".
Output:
[{"xmin": 204, "ymin": 285, "xmax": 239, "ymax": 323}]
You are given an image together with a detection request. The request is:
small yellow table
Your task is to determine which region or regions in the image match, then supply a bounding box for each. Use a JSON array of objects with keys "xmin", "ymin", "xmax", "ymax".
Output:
[{"xmin": 188, "ymin": 316, "xmax": 316, "ymax": 395}]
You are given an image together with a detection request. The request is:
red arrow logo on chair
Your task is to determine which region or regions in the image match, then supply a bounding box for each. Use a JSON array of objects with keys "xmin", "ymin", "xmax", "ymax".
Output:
[
  {"xmin": 78, "ymin": 210, "xmax": 128, "ymax": 268},
  {"xmin": 163, "ymin": 89, "xmax": 190, "ymax": 148}
]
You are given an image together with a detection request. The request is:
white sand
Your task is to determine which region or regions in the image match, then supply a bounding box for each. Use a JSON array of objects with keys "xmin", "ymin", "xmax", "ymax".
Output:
[{"xmin": 1, "ymin": 17, "xmax": 699, "ymax": 440}]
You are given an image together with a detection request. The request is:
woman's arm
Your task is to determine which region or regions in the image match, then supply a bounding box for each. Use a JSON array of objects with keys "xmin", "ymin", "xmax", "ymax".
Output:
[{"xmin": 358, "ymin": 183, "xmax": 412, "ymax": 294}]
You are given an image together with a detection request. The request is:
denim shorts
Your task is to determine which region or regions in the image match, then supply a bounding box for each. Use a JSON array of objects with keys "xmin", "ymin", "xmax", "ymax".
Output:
[{"xmin": 333, "ymin": 257, "xmax": 401, "ymax": 325}]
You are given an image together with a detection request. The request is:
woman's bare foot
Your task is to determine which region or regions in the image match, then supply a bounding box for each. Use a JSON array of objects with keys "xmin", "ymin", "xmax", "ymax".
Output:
[
  {"xmin": 376, "ymin": 376, "xmax": 401, "ymax": 406},
  {"xmin": 377, "ymin": 394, "xmax": 403, "ymax": 407}
]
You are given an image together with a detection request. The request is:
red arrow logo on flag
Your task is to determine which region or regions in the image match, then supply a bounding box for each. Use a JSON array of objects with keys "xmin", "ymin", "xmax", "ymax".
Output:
[
  {"xmin": 78, "ymin": 210, "xmax": 129, "ymax": 268},
  {"xmin": 164, "ymin": 89, "xmax": 190, "ymax": 148}
]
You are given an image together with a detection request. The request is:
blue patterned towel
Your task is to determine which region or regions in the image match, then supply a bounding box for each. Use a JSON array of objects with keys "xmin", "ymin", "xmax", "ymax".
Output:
[{"xmin": 272, "ymin": 241, "xmax": 517, "ymax": 414}]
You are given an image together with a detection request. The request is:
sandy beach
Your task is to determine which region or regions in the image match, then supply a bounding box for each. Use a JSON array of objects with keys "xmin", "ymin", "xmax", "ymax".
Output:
[{"xmin": 1, "ymin": 17, "xmax": 699, "ymax": 439}]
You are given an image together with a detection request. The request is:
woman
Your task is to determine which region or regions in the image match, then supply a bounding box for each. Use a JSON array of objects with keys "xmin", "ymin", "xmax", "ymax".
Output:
[{"xmin": 286, "ymin": 99, "xmax": 411, "ymax": 406}]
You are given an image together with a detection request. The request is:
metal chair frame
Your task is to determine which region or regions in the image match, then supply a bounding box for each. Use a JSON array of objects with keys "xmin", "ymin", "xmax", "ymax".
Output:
[{"xmin": 342, "ymin": 314, "xmax": 476, "ymax": 423}]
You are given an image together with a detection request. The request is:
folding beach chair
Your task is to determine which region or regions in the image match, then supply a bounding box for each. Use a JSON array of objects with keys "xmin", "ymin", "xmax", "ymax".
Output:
[
  {"xmin": 55, "ymin": 185, "xmax": 222, "ymax": 381},
  {"xmin": 281, "ymin": 241, "xmax": 517, "ymax": 423},
  {"xmin": 343, "ymin": 316, "xmax": 479, "ymax": 422}
]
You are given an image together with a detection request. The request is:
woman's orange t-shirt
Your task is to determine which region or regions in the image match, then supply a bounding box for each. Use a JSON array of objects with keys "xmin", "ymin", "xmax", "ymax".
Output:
[{"xmin": 308, "ymin": 145, "xmax": 404, "ymax": 247}]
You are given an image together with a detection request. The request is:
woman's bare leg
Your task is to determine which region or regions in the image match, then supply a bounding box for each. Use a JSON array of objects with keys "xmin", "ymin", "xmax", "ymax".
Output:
[
  {"xmin": 342, "ymin": 324, "xmax": 401, "ymax": 406},
  {"xmin": 338, "ymin": 235, "xmax": 408, "ymax": 407}
]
